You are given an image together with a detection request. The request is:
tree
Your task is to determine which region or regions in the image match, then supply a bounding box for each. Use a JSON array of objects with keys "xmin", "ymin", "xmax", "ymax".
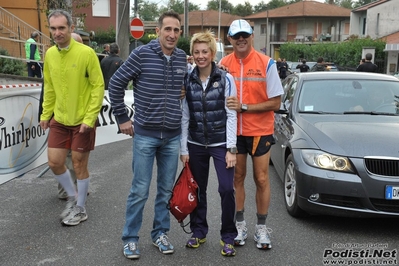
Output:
[
  {"xmin": 323, "ymin": 0, "xmax": 354, "ymax": 8},
  {"xmin": 137, "ymin": 0, "xmax": 159, "ymax": 21},
  {"xmin": 188, "ymin": 2, "xmax": 201, "ymax": 11},
  {"xmin": 266, "ymin": 0, "xmax": 287, "ymax": 10},
  {"xmin": 353, "ymin": 0, "xmax": 377, "ymax": 8},
  {"xmin": 206, "ymin": 0, "xmax": 234, "ymax": 14},
  {"xmin": 39, "ymin": 0, "xmax": 93, "ymax": 25},
  {"xmin": 339, "ymin": 0, "xmax": 354, "ymax": 9},
  {"xmin": 168, "ymin": 0, "xmax": 185, "ymax": 14},
  {"xmin": 331, "ymin": 0, "xmax": 378, "ymax": 8},
  {"xmin": 233, "ymin": 2, "xmax": 253, "ymax": 16},
  {"xmin": 158, "ymin": 0, "xmax": 201, "ymax": 15},
  {"xmin": 40, "ymin": 0, "xmax": 93, "ymax": 14},
  {"xmin": 279, "ymin": 37, "xmax": 385, "ymax": 68},
  {"xmin": 0, "ymin": 47, "xmax": 25, "ymax": 75},
  {"xmin": 254, "ymin": 1, "xmax": 268, "ymax": 13}
]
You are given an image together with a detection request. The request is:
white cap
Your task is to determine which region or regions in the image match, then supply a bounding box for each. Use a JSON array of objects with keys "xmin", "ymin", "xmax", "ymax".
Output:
[{"xmin": 228, "ymin": 19, "xmax": 253, "ymax": 36}]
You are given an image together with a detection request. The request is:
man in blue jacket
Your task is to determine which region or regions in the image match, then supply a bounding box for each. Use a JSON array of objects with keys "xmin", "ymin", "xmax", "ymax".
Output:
[{"xmin": 108, "ymin": 10, "xmax": 187, "ymax": 259}]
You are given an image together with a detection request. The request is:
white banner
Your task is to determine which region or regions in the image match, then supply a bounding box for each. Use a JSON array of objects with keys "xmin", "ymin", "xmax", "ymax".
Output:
[{"xmin": 0, "ymin": 84, "xmax": 134, "ymax": 185}]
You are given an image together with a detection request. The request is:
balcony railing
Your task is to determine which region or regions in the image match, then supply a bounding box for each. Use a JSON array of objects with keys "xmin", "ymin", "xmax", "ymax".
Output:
[{"xmin": 0, "ymin": 6, "xmax": 52, "ymax": 59}]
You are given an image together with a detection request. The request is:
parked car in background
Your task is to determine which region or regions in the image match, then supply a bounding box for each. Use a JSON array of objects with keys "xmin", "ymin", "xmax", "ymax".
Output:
[
  {"xmin": 325, "ymin": 62, "xmax": 339, "ymax": 71},
  {"xmin": 288, "ymin": 62, "xmax": 300, "ymax": 73},
  {"xmin": 288, "ymin": 61, "xmax": 316, "ymax": 74},
  {"xmin": 309, "ymin": 62, "xmax": 339, "ymax": 72},
  {"xmin": 271, "ymin": 72, "xmax": 399, "ymax": 218}
]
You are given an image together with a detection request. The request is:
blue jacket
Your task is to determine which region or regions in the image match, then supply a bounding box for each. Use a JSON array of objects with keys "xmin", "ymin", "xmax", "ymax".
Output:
[{"xmin": 108, "ymin": 39, "xmax": 187, "ymax": 139}]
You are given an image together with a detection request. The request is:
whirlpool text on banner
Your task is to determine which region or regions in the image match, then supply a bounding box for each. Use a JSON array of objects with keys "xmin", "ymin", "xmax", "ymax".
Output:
[{"xmin": 0, "ymin": 84, "xmax": 133, "ymax": 185}]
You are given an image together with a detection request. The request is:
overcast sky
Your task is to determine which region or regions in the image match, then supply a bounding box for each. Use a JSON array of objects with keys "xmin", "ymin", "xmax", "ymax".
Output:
[{"xmin": 138, "ymin": 0, "xmax": 325, "ymax": 10}]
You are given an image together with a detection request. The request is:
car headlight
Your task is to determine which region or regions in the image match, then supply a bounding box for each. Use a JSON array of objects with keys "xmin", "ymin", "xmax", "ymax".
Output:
[{"xmin": 301, "ymin": 150, "xmax": 354, "ymax": 173}]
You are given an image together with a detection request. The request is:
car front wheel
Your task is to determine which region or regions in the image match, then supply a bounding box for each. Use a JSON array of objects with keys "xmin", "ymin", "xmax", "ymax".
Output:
[{"xmin": 284, "ymin": 154, "xmax": 306, "ymax": 217}]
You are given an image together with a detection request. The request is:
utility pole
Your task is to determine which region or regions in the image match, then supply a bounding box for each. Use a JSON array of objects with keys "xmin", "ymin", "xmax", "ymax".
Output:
[
  {"xmin": 184, "ymin": 0, "xmax": 189, "ymax": 38},
  {"xmin": 266, "ymin": 9, "xmax": 269, "ymax": 56},
  {"xmin": 218, "ymin": 0, "xmax": 221, "ymax": 41},
  {"xmin": 116, "ymin": 0, "xmax": 131, "ymax": 60}
]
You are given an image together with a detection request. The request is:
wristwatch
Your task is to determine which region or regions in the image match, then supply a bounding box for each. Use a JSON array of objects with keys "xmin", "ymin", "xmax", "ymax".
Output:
[
  {"xmin": 227, "ymin": 147, "xmax": 238, "ymax": 154},
  {"xmin": 241, "ymin": 104, "xmax": 248, "ymax": 112}
]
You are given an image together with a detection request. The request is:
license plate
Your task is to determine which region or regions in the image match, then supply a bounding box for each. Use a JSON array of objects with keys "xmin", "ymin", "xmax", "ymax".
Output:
[{"xmin": 385, "ymin": 186, "xmax": 399, "ymax": 200}]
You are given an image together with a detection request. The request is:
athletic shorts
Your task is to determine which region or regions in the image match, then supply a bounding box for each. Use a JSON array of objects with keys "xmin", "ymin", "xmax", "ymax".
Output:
[
  {"xmin": 48, "ymin": 118, "xmax": 96, "ymax": 152},
  {"xmin": 236, "ymin": 135, "xmax": 275, "ymax": 157}
]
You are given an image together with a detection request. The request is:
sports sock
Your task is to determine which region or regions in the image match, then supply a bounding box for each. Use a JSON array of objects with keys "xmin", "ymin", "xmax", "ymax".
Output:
[
  {"xmin": 55, "ymin": 169, "xmax": 76, "ymax": 198},
  {"xmin": 77, "ymin": 177, "xmax": 90, "ymax": 210},
  {"xmin": 256, "ymin": 213, "xmax": 268, "ymax": 225},
  {"xmin": 236, "ymin": 210, "xmax": 245, "ymax": 222}
]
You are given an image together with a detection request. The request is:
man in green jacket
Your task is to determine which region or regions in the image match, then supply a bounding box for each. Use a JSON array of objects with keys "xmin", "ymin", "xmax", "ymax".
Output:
[
  {"xmin": 40, "ymin": 10, "xmax": 104, "ymax": 226},
  {"xmin": 25, "ymin": 31, "xmax": 42, "ymax": 78}
]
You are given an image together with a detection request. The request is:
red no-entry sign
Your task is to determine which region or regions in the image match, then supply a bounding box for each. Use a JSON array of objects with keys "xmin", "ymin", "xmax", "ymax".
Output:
[{"xmin": 130, "ymin": 17, "xmax": 145, "ymax": 39}]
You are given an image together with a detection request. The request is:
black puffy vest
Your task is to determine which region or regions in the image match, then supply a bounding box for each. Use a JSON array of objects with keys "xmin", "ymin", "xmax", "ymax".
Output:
[{"xmin": 185, "ymin": 63, "xmax": 228, "ymax": 146}]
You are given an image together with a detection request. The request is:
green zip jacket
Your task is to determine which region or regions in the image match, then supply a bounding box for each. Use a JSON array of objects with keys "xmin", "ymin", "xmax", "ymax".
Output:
[{"xmin": 41, "ymin": 38, "xmax": 104, "ymax": 128}]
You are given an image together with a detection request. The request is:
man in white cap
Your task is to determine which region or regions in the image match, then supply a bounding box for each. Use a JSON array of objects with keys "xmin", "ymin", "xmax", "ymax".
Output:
[{"xmin": 221, "ymin": 19, "xmax": 284, "ymax": 250}]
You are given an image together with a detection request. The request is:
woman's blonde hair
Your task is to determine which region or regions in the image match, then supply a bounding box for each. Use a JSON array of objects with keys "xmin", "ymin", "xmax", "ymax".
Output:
[{"xmin": 190, "ymin": 30, "xmax": 217, "ymax": 61}]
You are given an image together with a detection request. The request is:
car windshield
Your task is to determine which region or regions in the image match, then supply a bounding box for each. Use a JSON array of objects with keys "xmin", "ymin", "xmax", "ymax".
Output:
[
  {"xmin": 307, "ymin": 62, "xmax": 316, "ymax": 69},
  {"xmin": 290, "ymin": 62, "xmax": 300, "ymax": 69},
  {"xmin": 298, "ymin": 79, "xmax": 399, "ymax": 115}
]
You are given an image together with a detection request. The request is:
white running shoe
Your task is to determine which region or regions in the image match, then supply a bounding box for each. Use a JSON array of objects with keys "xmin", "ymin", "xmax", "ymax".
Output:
[
  {"xmin": 254, "ymin": 224, "xmax": 272, "ymax": 249},
  {"xmin": 234, "ymin": 221, "xmax": 248, "ymax": 246},
  {"xmin": 62, "ymin": 205, "xmax": 88, "ymax": 226}
]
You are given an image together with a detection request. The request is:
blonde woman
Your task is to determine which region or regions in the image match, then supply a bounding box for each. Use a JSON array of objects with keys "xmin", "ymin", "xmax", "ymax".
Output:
[{"xmin": 180, "ymin": 30, "xmax": 238, "ymax": 256}]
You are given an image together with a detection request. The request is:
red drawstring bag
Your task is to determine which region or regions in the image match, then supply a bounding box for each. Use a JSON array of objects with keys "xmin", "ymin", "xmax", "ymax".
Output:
[{"xmin": 168, "ymin": 162, "xmax": 198, "ymax": 226}]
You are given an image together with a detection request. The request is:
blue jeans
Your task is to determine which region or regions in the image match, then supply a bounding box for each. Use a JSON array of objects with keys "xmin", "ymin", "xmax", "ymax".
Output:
[{"xmin": 122, "ymin": 133, "xmax": 180, "ymax": 243}]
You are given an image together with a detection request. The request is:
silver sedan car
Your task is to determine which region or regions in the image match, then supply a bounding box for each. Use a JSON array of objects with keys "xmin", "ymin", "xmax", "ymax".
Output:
[{"xmin": 271, "ymin": 72, "xmax": 399, "ymax": 218}]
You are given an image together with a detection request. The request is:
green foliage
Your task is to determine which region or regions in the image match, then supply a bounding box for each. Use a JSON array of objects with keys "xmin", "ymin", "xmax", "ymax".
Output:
[
  {"xmin": 280, "ymin": 37, "xmax": 386, "ymax": 68},
  {"xmin": 138, "ymin": 32, "xmax": 157, "ymax": 45},
  {"xmin": 188, "ymin": 2, "xmax": 201, "ymax": 11},
  {"xmin": 207, "ymin": 0, "xmax": 234, "ymax": 13},
  {"xmin": 253, "ymin": 1, "xmax": 268, "ymax": 13},
  {"xmin": 339, "ymin": 0, "xmax": 354, "ymax": 9},
  {"xmin": 177, "ymin": 37, "xmax": 191, "ymax": 55},
  {"xmin": 40, "ymin": 0, "xmax": 92, "ymax": 22},
  {"xmin": 266, "ymin": 0, "xmax": 288, "ymax": 9},
  {"xmin": 353, "ymin": 0, "xmax": 378, "ymax": 8},
  {"xmin": 138, "ymin": 1, "xmax": 160, "ymax": 21},
  {"xmin": 91, "ymin": 26, "xmax": 191, "ymax": 54},
  {"xmin": 93, "ymin": 26, "xmax": 117, "ymax": 45},
  {"xmin": 0, "ymin": 47, "xmax": 25, "ymax": 75},
  {"xmin": 165, "ymin": 0, "xmax": 186, "ymax": 14},
  {"xmin": 233, "ymin": 2, "xmax": 253, "ymax": 16}
]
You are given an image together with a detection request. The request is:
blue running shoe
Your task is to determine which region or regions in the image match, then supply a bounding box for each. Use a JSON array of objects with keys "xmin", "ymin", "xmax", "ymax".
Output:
[
  {"xmin": 123, "ymin": 242, "xmax": 140, "ymax": 259},
  {"xmin": 153, "ymin": 234, "xmax": 174, "ymax": 254}
]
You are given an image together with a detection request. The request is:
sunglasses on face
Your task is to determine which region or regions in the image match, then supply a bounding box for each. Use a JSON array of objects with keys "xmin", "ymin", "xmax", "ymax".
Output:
[{"xmin": 231, "ymin": 32, "xmax": 251, "ymax": 40}]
